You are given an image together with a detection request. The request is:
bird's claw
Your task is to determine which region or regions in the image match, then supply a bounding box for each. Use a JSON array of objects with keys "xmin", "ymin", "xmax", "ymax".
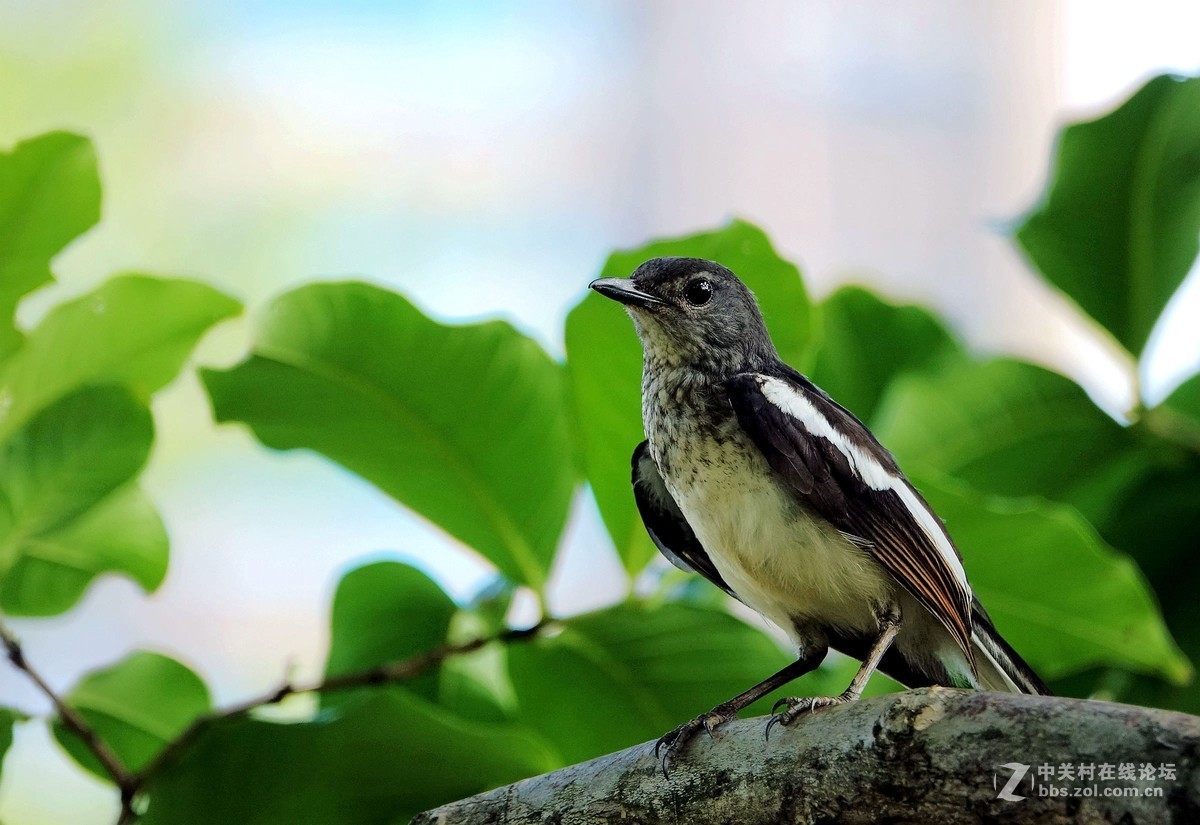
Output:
[
  {"xmin": 764, "ymin": 693, "xmax": 850, "ymax": 740},
  {"xmin": 653, "ymin": 711, "xmax": 728, "ymax": 778}
]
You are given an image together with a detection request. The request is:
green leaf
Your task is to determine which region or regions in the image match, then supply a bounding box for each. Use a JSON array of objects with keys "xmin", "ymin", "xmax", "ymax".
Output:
[
  {"xmin": 0, "ymin": 484, "xmax": 167, "ymax": 615},
  {"xmin": 918, "ymin": 474, "xmax": 1191, "ymax": 685},
  {"xmin": 0, "ymin": 386, "xmax": 165, "ymax": 615},
  {"xmin": 1100, "ymin": 457, "xmax": 1200, "ymax": 584},
  {"xmin": 1148, "ymin": 373, "xmax": 1200, "ymax": 455},
  {"xmin": 873, "ymin": 359, "xmax": 1153, "ymax": 523},
  {"xmin": 807, "ymin": 285, "xmax": 964, "ymax": 423},
  {"xmin": 52, "ymin": 652, "xmax": 211, "ymax": 779},
  {"xmin": 323, "ymin": 560, "xmax": 457, "ymax": 708},
  {"xmin": 139, "ymin": 692, "xmax": 557, "ymax": 825},
  {"xmin": 507, "ymin": 600, "xmax": 840, "ymax": 766},
  {"xmin": 565, "ymin": 220, "xmax": 813, "ymax": 574},
  {"xmin": 461, "ymin": 574, "xmax": 516, "ymax": 637},
  {"xmin": 1014, "ymin": 74, "xmax": 1200, "ymax": 355},
  {"xmin": 203, "ymin": 282, "xmax": 574, "ymax": 592},
  {"xmin": 0, "ymin": 387, "xmax": 151, "ymax": 535},
  {"xmin": 1093, "ymin": 458, "xmax": 1200, "ymax": 712},
  {"xmin": 564, "ymin": 293, "xmax": 653, "ymax": 574},
  {"xmin": 1165, "ymin": 372, "xmax": 1200, "ymax": 421},
  {"xmin": 437, "ymin": 655, "xmax": 511, "ymax": 724},
  {"xmin": 0, "ymin": 275, "xmax": 241, "ymax": 440},
  {"xmin": 1118, "ymin": 623, "xmax": 1200, "ymax": 715},
  {"xmin": 0, "ymin": 271, "xmax": 235, "ymax": 615},
  {"xmin": 0, "ymin": 132, "xmax": 101, "ymax": 355},
  {"xmin": 0, "ymin": 707, "xmax": 28, "ymax": 784}
]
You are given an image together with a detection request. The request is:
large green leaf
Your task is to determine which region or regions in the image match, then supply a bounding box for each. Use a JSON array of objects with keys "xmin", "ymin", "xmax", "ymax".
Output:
[
  {"xmin": 873, "ymin": 359, "xmax": 1154, "ymax": 523},
  {"xmin": 1148, "ymin": 372, "xmax": 1200, "ymax": 455},
  {"xmin": 0, "ymin": 387, "xmax": 150, "ymax": 535},
  {"xmin": 203, "ymin": 282, "xmax": 575, "ymax": 592},
  {"xmin": 0, "ymin": 275, "xmax": 237, "ymax": 613},
  {"xmin": 564, "ymin": 292, "xmax": 652, "ymax": 575},
  {"xmin": 0, "ymin": 484, "xmax": 166, "ymax": 615},
  {"xmin": 0, "ymin": 275, "xmax": 241, "ymax": 440},
  {"xmin": 919, "ymin": 474, "xmax": 1190, "ymax": 685},
  {"xmin": 0, "ymin": 132, "xmax": 101, "ymax": 355},
  {"xmin": 323, "ymin": 560, "xmax": 458, "ymax": 708},
  {"xmin": 0, "ymin": 386, "xmax": 165, "ymax": 614},
  {"xmin": 1119, "ymin": 626, "xmax": 1200, "ymax": 715},
  {"xmin": 507, "ymin": 600, "xmax": 842, "ymax": 766},
  {"xmin": 806, "ymin": 285, "xmax": 964, "ymax": 423},
  {"xmin": 139, "ymin": 691, "xmax": 557, "ymax": 825},
  {"xmin": 1094, "ymin": 455, "xmax": 1200, "ymax": 712},
  {"xmin": 1165, "ymin": 372, "xmax": 1200, "ymax": 421},
  {"xmin": 52, "ymin": 651, "xmax": 211, "ymax": 779},
  {"xmin": 565, "ymin": 220, "xmax": 813, "ymax": 574},
  {"xmin": 1100, "ymin": 458, "xmax": 1200, "ymax": 583},
  {"xmin": 1014, "ymin": 74, "xmax": 1200, "ymax": 355}
]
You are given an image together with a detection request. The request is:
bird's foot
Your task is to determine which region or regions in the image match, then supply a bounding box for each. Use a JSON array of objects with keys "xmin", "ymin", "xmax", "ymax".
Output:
[
  {"xmin": 653, "ymin": 709, "xmax": 732, "ymax": 778},
  {"xmin": 764, "ymin": 692, "xmax": 855, "ymax": 740}
]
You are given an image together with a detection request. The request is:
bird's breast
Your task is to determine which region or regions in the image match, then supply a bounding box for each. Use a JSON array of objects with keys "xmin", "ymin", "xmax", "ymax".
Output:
[{"xmin": 647, "ymin": 400, "xmax": 893, "ymax": 644}]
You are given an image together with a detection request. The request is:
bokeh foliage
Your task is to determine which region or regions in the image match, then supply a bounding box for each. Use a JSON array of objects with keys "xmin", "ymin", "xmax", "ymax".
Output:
[
  {"xmin": 0, "ymin": 134, "xmax": 241, "ymax": 621},
  {"xmin": 1015, "ymin": 74, "xmax": 1200, "ymax": 356},
  {"xmin": 1, "ymin": 74, "xmax": 1199, "ymax": 822}
]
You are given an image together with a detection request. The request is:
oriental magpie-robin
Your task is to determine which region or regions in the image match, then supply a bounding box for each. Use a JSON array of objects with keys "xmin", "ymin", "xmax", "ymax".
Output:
[{"xmin": 590, "ymin": 257, "xmax": 1049, "ymax": 775}]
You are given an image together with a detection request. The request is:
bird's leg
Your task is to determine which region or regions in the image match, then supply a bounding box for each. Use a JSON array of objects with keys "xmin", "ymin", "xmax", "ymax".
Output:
[
  {"xmin": 766, "ymin": 615, "xmax": 901, "ymax": 737},
  {"xmin": 654, "ymin": 647, "xmax": 824, "ymax": 777}
]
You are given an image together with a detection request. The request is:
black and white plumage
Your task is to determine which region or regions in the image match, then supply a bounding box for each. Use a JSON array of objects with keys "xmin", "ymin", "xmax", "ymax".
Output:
[{"xmin": 593, "ymin": 256, "xmax": 1048, "ymax": 773}]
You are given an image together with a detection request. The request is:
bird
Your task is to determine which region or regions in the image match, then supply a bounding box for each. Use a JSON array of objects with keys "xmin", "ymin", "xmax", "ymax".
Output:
[{"xmin": 589, "ymin": 256, "xmax": 1049, "ymax": 775}]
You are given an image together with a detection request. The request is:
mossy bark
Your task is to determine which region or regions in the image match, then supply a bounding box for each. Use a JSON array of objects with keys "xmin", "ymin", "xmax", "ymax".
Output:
[{"xmin": 414, "ymin": 687, "xmax": 1200, "ymax": 824}]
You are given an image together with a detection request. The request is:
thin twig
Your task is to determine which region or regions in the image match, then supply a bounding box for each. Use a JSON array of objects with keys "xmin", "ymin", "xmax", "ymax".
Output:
[
  {"xmin": 0, "ymin": 618, "xmax": 139, "ymax": 817},
  {"xmin": 134, "ymin": 620, "xmax": 550, "ymax": 790}
]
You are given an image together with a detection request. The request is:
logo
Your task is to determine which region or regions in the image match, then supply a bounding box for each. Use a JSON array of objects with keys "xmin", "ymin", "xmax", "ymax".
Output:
[
  {"xmin": 991, "ymin": 760, "xmax": 1173, "ymax": 801},
  {"xmin": 994, "ymin": 762, "xmax": 1030, "ymax": 802}
]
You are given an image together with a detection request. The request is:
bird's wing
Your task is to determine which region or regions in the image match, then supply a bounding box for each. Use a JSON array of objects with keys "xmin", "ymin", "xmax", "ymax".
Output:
[
  {"xmin": 725, "ymin": 368, "xmax": 974, "ymax": 659},
  {"xmin": 631, "ymin": 440, "xmax": 737, "ymax": 598}
]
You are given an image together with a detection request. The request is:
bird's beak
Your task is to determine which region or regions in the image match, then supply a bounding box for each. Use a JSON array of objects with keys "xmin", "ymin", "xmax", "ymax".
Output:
[{"xmin": 589, "ymin": 277, "xmax": 666, "ymax": 309}]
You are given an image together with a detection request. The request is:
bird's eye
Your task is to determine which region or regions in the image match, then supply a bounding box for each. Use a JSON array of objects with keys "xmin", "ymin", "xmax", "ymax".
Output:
[{"xmin": 683, "ymin": 278, "xmax": 713, "ymax": 306}]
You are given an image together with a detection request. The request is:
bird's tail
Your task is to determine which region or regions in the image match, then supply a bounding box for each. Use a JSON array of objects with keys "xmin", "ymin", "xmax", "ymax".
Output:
[{"xmin": 970, "ymin": 603, "xmax": 1051, "ymax": 695}]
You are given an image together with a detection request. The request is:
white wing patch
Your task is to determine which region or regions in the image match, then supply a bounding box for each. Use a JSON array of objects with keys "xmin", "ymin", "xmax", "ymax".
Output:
[
  {"xmin": 757, "ymin": 377, "xmax": 893, "ymax": 489},
  {"xmin": 756, "ymin": 375, "xmax": 970, "ymax": 594}
]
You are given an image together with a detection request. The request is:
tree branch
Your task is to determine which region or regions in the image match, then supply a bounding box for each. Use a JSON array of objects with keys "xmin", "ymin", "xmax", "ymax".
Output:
[
  {"xmin": 414, "ymin": 688, "xmax": 1200, "ymax": 824},
  {"xmin": 0, "ymin": 618, "xmax": 139, "ymax": 816}
]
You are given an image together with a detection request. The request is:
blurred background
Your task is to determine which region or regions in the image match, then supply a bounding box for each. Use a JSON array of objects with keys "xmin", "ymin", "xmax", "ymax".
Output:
[{"xmin": 2, "ymin": 1, "xmax": 1199, "ymax": 821}]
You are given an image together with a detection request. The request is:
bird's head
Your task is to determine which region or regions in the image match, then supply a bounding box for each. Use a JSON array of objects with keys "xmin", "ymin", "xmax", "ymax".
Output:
[{"xmin": 590, "ymin": 257, "xmax": 776, "ymax": 372}]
